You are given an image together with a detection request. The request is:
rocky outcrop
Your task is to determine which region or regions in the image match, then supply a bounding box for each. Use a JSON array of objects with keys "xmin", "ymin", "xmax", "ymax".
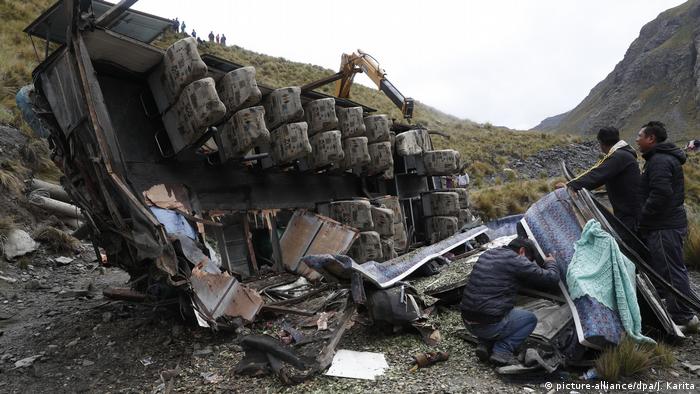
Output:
[{"xmin": 534, "ymin": 0, "xmax": 700, "ymax": 141}]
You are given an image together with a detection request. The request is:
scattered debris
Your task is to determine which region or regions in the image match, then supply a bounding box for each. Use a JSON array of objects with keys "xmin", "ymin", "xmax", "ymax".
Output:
[
  {"xmin": 279, "ymin": 210, "xmax": 359, "ymax": 281},
  {"xmin": 316, "ymin": 312, "xmax": 330, "ymax": 331},
  {"xmin": 0, "ymin": 274, "xmax": 18, "ymax": 284},
  {"xmin": 14, "ymin": 355, "xmax": 41, "ymax": 369},
  {"xmin": 325, "ymin": 349, "xmax": 389, "ymax": 380},
  {"xmin": 409, "ymin": 351, "xmax": 449, "ymax": 372},
  {"xmin": 3, "ymin": 229, "xmax": 39, "ymax": 259},
  {"xmin": 200, "ymin": 371, "xmax": 223, "ymax": 384},
  {"xmin": 140, "ymin": 356, "xmax": 154, "ymax": 366},
  {"xmin": 53, "ymin": 256, "xmax": 74, "ymax": 266}
]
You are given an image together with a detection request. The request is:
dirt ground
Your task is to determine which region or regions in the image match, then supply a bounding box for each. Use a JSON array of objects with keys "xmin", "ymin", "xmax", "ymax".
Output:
[{"xmin": 2, "ymin": 244, "xmax": 700, "ymax": 393}]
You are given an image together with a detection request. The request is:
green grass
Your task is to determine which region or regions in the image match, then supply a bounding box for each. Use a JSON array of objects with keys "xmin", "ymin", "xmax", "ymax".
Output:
[
  {"xmin": 0, "ymin": 0, "xmax": 53, "ymax": 127},
  {"xmin": 686, "ymin": 208, "xmax": 700, "ymax": 269},
  {"xmin": 595, "ymin": 337, "xmax": 675, "ymax": 382},
  {"xmin": 470, "ymin": 178, "xmax": 564, "ymax": 220}
]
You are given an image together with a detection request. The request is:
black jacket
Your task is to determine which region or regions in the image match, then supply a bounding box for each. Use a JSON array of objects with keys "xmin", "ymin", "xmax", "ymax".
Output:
[
  {"xmin": 460, "ymin": 247, "xmax": 560, "ymax": 324},
  {"xmin": 639, "ymin": 142, "xmax": 687, "ymax": 230},
  {"xmin": 567, "ymin": 145, "xmax": 641, "ymax": 230}
]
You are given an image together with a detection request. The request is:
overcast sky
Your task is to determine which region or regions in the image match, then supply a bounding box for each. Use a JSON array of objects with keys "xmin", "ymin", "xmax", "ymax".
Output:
[{"xmin": 133, "ymin": 0, "xmax": 686, "ymax": 130}]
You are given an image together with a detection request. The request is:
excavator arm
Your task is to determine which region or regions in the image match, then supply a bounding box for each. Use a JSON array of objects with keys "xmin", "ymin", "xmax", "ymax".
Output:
[
  {"xmin": 335, "ymin": 50, "xmax": 414, "ymax": 120},
  {"xmin": 301, "ymin": 49, "xmax": 414, "ymax": 120}
]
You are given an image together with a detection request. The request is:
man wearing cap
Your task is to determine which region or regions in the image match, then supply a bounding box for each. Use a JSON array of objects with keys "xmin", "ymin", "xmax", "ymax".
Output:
[{"xmin": 460, "ymin": 237, "xmax": 560, "ymax": 365}]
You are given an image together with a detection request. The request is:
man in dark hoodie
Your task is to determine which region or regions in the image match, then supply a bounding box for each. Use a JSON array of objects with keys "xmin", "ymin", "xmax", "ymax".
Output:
[
  {"xmin": 566, "ymin": 127, "xmax": 641, "ymax": 231},
  {"xmin": 460, "ymin": 237, "xmax": 559, "ymax": 365},
  {"xmin": 636, "ymin": 121, "xmax": 699, "ymax": 332}
]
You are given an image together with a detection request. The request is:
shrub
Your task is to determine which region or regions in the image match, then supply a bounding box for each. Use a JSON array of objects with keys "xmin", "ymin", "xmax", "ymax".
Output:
[
  {"xmin": 685, "ymin": 208, "xmax": 700, "ymax": 269},
  {"xmin": 33, "ymin": 225, "xmax": 81, "ymax": 254},
  {"xmin": 0, "ymin": 215, "xmax": 15, "ymax": 237},
  {"xmin": 0, "ymin": 167, "xmax": 23, "ymax": 196},
  {"xmin": 595, "ymin": 337, "xmax": 675, "ymax": 382}
]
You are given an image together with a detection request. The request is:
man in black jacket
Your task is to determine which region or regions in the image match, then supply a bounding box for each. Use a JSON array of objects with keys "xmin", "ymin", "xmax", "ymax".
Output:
[
  {"xmin": 566, "ymin": 127, "xmax": 641, "ymax": 231},
  {"xmin": 460, "ymin": 237, "xmax": 560, "ymax": 365},
  {"xmin": 636, "ymin": 121, "xmax": 698, "ymax": 331}
]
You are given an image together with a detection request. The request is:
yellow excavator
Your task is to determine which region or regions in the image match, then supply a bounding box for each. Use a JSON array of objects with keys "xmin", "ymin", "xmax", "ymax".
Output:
[{"xmin": 302, "ymin": 49, "xmax": 415, "ymax": 120}]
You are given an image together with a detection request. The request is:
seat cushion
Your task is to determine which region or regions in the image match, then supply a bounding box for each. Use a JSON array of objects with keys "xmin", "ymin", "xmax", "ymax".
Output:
[
  {"xmin": 364, "ymin": 114, "xmax": 391, "ymax": 143},
  {"xmin": 365, "ymin": 141, "xmax": 393, "ymax": 175},
  {"xmin": 347, "ymin": 231, "xmax": 383, "ymax": 263},
  {"xmin": 148, "ymin": 37, "xmax": 208, "ymax": 113},
  {"xmin": 395, "ymin": 129, "xmax": 429, "ymax": 156},
  {"xmin": 216, "ymin": 66, "xmax": 262, "ymax": 115},
  {"xmin": 330, "ymin": 199, "xmax": 374, "ymax": 231},
  {"xmin": 304, "ymin": 98, "xmax": 338, "ymax": 136},
  {"xmin": 422, "ymin": 149, "xmax": 461, "ymax": 175},
  {"xmin": 309, "ymin": 129, "xmax": 344, "ymax": 168},
  {"xmin": 270, "ymin": 121, "xmax": 312, "ymax": 164},
  {"xmin": 371, "ymin": 206, "xmax": 395, "ymax": 237},
  {"xmin": 341, "ymin": 136, "xmax": 371, "ymax": 170},
  {"xmin": 336, "ymin": 106, "xmax": 366, "ymax": 138},
  {"xmin": 264, "ymin": 87, "xmax": 304, "ymax": 130},
  {"xmin": 161, "ymin": 77, "xmax": 226, "ymax": 154},
  {"xmin": 422, "ymin": 191, "xmax": 460, "ymax": 217},
  {"xmin": 425, "ymin": 216, "xmax": 459, "ymax": 243},
  {"xmin": 215, "ymin": 106, "xmax": 269, "ymax": 161}
]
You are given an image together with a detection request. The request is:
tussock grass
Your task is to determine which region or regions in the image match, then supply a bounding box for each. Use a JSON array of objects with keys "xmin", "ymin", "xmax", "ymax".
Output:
[
  {"xmin": 595, "ymin": 337, "xmax": 675, "ymax": 382},
  {"xmin": 0, "ymin": 0, "xmax": 54, "ymax": 125},
  {"xmin": 0, "ymin": 167, "xmax": 24, "ymax": 196},
  {"xmin": 0, "ymin": 216, "xmax": 15, "ymax": 237},
  {"xmin": 685, "ymin": 209, "xmax": 700, "ymax": 269},
  {"xmin": 20, "ymin": 139, "xmax": 50, "ymax": 169},
  {"xmin": 33, "ymin": 225, "xmax": 81, "ymax": 254},
  {"xmin": 470, "ymin": 178, "xmax": 562, "ymax": 221}
]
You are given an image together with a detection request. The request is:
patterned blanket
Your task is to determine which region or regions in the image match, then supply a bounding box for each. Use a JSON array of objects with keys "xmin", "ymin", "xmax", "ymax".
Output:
[{"xmin": 522, "ymin": 189, "xmax": 626, "ymax": 347}]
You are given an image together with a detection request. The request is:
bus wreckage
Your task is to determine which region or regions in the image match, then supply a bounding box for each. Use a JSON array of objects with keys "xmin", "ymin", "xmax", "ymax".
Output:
[{"xmin": 17, "ymin": 0, "xmax": 700, "ymax": 383}]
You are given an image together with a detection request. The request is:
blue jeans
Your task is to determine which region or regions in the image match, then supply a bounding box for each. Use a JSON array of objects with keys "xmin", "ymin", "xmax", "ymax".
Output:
[{"xmin": 466, "ymin": 308, "xmax": 537, "ymax": 357}]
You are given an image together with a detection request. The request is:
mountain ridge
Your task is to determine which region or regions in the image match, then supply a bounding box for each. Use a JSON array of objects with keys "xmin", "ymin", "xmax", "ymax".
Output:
[{"xmin": 534, "ymin": 0, "xmax": 700, "ymax": 141}]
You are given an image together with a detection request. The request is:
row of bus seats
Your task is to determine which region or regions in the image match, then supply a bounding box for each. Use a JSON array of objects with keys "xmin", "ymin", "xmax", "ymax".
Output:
[{"xmin": 147, "ymin": 37, "xmax": 462, "ymax": 178}]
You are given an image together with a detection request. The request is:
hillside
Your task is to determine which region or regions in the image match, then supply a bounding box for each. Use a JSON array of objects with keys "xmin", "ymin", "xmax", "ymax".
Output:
[
  {"xmin": 534, "ymin": 0, "xmax": 700, "ymax": 141},
  {"xmin": 0, "ymin": 0, "xmax": 587, "ymax": 188}
]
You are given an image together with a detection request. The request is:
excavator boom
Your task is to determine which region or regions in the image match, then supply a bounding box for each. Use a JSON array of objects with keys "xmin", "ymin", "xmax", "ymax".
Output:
[{"xmin": 301, "ymin": 50, "xmax": 414, "ymax": 120}]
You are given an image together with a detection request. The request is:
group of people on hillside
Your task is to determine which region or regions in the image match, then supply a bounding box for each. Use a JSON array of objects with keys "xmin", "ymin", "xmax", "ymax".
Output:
[
  {"xmin": 461, "ymin": 121, "xmax": 697, "ymax": 365},
  {"xmin": 170, "ymin": 18, "xmax": 227, "ymax": 46}
]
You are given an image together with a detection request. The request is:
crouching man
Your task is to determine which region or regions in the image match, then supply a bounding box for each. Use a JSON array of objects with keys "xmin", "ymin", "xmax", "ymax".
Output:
[{"xmin": 460, "ymin": 237, "xmax": 560, "ymax": 365}]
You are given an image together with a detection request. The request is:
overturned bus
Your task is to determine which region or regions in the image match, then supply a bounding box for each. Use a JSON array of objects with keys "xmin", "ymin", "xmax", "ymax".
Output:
[{"xmin": 19, "ymin": 0, "xmax": 477, "ymax": 325}]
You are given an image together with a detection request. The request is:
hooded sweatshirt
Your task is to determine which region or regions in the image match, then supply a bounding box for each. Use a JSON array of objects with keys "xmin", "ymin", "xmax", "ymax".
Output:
[{"xmin": 639, "ymin": 142, "xmax": 687, "ymax": 230}]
